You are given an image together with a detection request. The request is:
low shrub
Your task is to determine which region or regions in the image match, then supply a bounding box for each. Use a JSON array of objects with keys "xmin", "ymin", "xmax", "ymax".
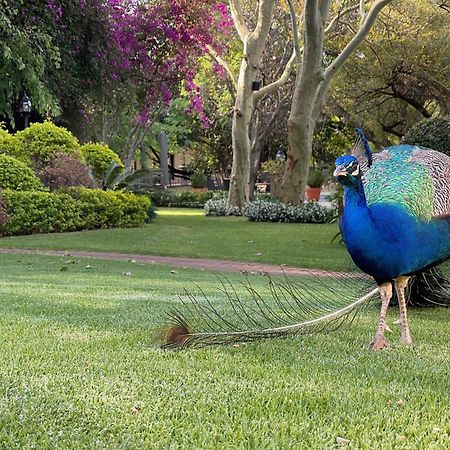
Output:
[
  {"xmin": 0, "ymin": 155, "xmax": 45, "ymax": 191},
  {"xmin": 0, "ymin": 196, "xmax": 10, "ymax": 227},
  {"xmin": 66, "ymin": 187, "xmax": 151, "ymax": 229},
  {"xmin": 0, "ymin": 188, "xmax": 152, "ymax": 236},
  {"xmin": 204, "ymin": 198, "xmax": 243, "ymax": 216},
  {"xmin": 150, "ymin": 189, "xmax": 226, "ymax": 208},
  {"xmin": 307, "ymin": 169, "xmax": 324, "ymax": 188},
  {"xmin": 81, "ymin": 143, "xmax": 123, "ymax": 182},
  {"xmin": 0, "ymin": 190, "xmax": 81, "ymax": 235},
  {"xmin": 191, "ymin": 172, "xmax": 207, "ymax": 188},
  {"xmin": 243, "ymin": 199, "xmax": 336, "ymax": 223}
]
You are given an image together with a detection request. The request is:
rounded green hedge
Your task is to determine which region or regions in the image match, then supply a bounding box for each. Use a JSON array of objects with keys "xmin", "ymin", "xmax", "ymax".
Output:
[
  {"xmin": 14, "ymin": 121, "xmax": 82, "ymax": 167},
  {"xmin": 80, "ymin": 143, "xmax": 123, "ymax": 181},
  {"xmin": 0, "ymin": 128, "xmax": 22, "ymax": 161},
  {"xmin": 0, "ymin": 155, "xmax": 45, "ymax": 191},
  {"xmin": 0, "ymin": 188, "xmax": 152, "ymax": 236}
]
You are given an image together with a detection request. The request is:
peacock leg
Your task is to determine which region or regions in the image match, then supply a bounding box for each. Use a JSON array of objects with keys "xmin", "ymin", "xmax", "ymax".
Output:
[
  {"xmin": 394, "ymin": 276, "xmax": 413, "ymax": 345},
  {"xmin": 370, "ymin": 282, "xmax": 393, "ymax": 350}
]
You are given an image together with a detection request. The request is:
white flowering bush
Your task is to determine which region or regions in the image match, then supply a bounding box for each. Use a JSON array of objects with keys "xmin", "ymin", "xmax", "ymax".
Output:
[
  {"xmin": 204, "ymin": 198, "xmax": 242, "ymax": 216},
  {"xmin": 243, "ymin": 200, "xmax": 336, "ymax": 223}
]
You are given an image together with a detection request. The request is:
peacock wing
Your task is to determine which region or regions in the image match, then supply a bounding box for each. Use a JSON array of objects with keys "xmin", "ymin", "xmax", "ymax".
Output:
[
  {"xmin": 408, "ymin": 147, "xmax": 450, "ymax": 218},
  {"xmin": 363, "ymin": 145, "xmax": 450, "ymax": 221}
]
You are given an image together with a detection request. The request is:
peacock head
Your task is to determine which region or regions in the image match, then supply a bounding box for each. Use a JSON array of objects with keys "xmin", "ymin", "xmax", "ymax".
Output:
[{"xmin": 333, "ymin": 155, "xmax": 361, "ymax": 187}]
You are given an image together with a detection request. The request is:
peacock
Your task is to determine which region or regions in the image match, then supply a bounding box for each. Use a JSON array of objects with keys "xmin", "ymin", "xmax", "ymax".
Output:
[
  {"xmin": 162, "ymin": 130, "xmax": 450, "ymax": 350},
  {"xmin": 334, "ymin": 129, "xmax": 450, "ymax": 349}
]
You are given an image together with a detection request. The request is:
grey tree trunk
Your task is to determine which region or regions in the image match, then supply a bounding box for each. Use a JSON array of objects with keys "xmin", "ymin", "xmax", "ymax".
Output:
[
  {"xmin": 227, "ymin": 0, "xmax": 277, "ymax": 208},
  {"xmin": 281, "ymin": 0, "xmax": 393, "ymax": 204}
]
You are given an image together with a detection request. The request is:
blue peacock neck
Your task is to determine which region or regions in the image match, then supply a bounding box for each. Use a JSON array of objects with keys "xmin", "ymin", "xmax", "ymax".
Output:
[{"xmin": 342, "ymin": 176, "xmax": 367, "ymax": 209}]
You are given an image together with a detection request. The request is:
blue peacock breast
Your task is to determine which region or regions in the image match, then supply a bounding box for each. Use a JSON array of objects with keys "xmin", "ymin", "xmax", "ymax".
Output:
[{"xmin": 341, "ymin": 200, "xmax": 450, "ymax": 280}]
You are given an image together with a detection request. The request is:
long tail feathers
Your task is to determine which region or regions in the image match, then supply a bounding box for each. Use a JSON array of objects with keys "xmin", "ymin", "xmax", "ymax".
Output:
[
  {"xmin": 407, "ymin": 264, "xmax": 450, "ymax": 307},
  {"xmin": 161, "ymin": 272, "xmax": 378, "ymax": 350}
]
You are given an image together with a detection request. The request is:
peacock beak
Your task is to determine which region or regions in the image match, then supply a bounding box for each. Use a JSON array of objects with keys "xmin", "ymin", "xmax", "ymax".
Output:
[{"xmin": 333, "ymin": 165, "xmax": 347, "ymax": 177}]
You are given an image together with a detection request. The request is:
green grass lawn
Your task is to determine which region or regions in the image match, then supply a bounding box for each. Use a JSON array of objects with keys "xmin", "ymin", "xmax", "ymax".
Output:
[
  {"xmin": 0, "ymin": 253, "xmax": 449, "ymax": 448},
  {"xmin": 0, "ymin": 208, "xmax": 351, "ymax": 271}
]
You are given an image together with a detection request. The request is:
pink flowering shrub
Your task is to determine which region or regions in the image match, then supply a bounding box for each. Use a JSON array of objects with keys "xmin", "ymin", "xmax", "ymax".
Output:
[{"xmin": 40, "ymin": 153, "xmax": 96, "ymax": 190}]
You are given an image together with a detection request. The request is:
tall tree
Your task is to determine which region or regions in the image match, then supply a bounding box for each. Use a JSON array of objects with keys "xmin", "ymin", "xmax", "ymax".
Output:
[
  {"xmin": 281, "ymin": 0, "xmax": 393, "ymax": 204},
  {"xmin": 217, "ymin": 0, "xmax": 297, "ymax": 208}
]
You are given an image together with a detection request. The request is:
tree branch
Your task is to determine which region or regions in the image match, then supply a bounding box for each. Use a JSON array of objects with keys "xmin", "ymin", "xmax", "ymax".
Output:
[
  {"xmin": 324, "ymin": 0, "xmax": 393, "ymax": 83},
  {"xmin": 324, "ymin": 2, "xmax": 365, "ymax": 35},
  {"xmin": 229, "ymin": 0, "xmax": 249, "ymax": 41},
  {"xmin": 253, "ymin": 0, "xmax": 277, "ymax": 39},
  {"xmin": 253, "ymin": 49, "xmax": 297, "ymax": 100},
  {"xmin": 286, "ymin": 0, "xmax": 301, "ymax": 64},
  {"xmin": 360, "ymin": 0, "xmax": 367, "ymax": 23},
  {"xmin": 206, "ymin": 45, "xmax": 238, "ymax": 90}
]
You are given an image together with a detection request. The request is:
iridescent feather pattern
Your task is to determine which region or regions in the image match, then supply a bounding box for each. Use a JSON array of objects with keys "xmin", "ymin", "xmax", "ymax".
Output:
[
  {"xmin": 408, "ymin": 147, "xmax": 450, "ymax": 217},
  {"xmin": 364, "ymin": 146, "xmax": 436, "ymax": 221}
]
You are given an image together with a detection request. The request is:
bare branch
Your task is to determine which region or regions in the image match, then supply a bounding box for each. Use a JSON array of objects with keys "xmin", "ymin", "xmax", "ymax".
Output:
[
  {"xmin": 229, "ymin": 0, "xmax": 249, "ymax": 40},
  {"xmin": 253, "ymin": 49, "xmax": 297, "ymax": 100},
  {"xmin": 253, "ymin": 0, "xmax": 301, "ymax": 100},
  {"xmin": 286, "ymin": 0, "xmax": 301, "ymax": 64},
  {"xmin": 206, "ymin": 45, "xmax": 238, "ymax": 90},
  {"xmin": 253, "ymin": 0, "xmax": 277, "ymax": 39},
  {"xmin": 360, "ymin": 0, "xmax": 367, "ymax": 22},
  {"xmin": 324, "ymin": 0, "xmax": 393, "ymax": 83},
  {"xmin": 324, "ymin": 2, "xmax": 364, "ymax": 35}
]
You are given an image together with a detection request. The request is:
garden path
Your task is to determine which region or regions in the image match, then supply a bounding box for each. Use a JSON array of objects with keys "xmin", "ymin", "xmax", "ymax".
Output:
[{"xmin": 0, "ymin": 247, "xmax": 359, "ymax": 278}]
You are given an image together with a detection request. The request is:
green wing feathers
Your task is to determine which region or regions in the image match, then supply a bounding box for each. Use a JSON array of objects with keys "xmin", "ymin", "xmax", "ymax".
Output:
[{"xmin": 364, "ymin": 145, "xmax": 450, "ymax": 221}]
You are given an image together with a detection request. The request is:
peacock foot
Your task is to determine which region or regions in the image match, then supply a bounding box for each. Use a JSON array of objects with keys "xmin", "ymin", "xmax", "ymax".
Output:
[
  {"xmin": 369, "ymin": 336, "xmax": 390, "ymax": 351},
  {"xmin": 400, "ymin": 334, "xmax": 413, "ymax": 345}
]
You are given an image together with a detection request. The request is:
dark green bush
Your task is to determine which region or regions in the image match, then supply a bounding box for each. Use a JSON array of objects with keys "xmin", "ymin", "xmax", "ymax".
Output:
[
  {"xmin": 0, "ymin": 155, "xmax": 45, "ymax": 191},
  {"xmin": 402, "ymin": 116, "xmax": 450, "ymax": 156},
  {"xmin": 14, "ymin": 121, "xmax": 82, "ymax": 167},
  {"xmin": 191, "ymin": 172, "xmax": 207, "ymax": 188},
  {"xmin": 150, "ymin": 189, "xmax": 225, "ymax": 208},
  {"xmin": 81, "ymin": 143, "xmax": 123, "ymax": 181},
  {"xmin": 307, "ymin": 169, "xmax": 324, "ymax": 188},
  {"xmin": 0, "ymin": 188, "xmax": 152, "ymax": 236}
]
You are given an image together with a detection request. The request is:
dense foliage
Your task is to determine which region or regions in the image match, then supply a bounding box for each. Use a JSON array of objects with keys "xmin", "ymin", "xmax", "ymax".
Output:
[
  {"xmin": 65, "ymin": 187, "xmax": 150, "ymax": 229},
  {"xmin": 204, "ymin": 198, "xmax": 336, "ymax": 223},
  {"xmin": 204, "ymin": 198, "xmax": 243, "ymax": 217},
  {"xmin": 80, "ymin": 143, "xmax": 123, "ymax": 181},
  {"xmin": 0, "ymin": 155, "xmax": 45, "ymax": 191},
  {"xmin": 402, "ymin": 116, "xmax": 450, "ymax": 156},
  {"xmin": 244, "ymin": 200, "xmax": 336, "ymax": 224}
]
